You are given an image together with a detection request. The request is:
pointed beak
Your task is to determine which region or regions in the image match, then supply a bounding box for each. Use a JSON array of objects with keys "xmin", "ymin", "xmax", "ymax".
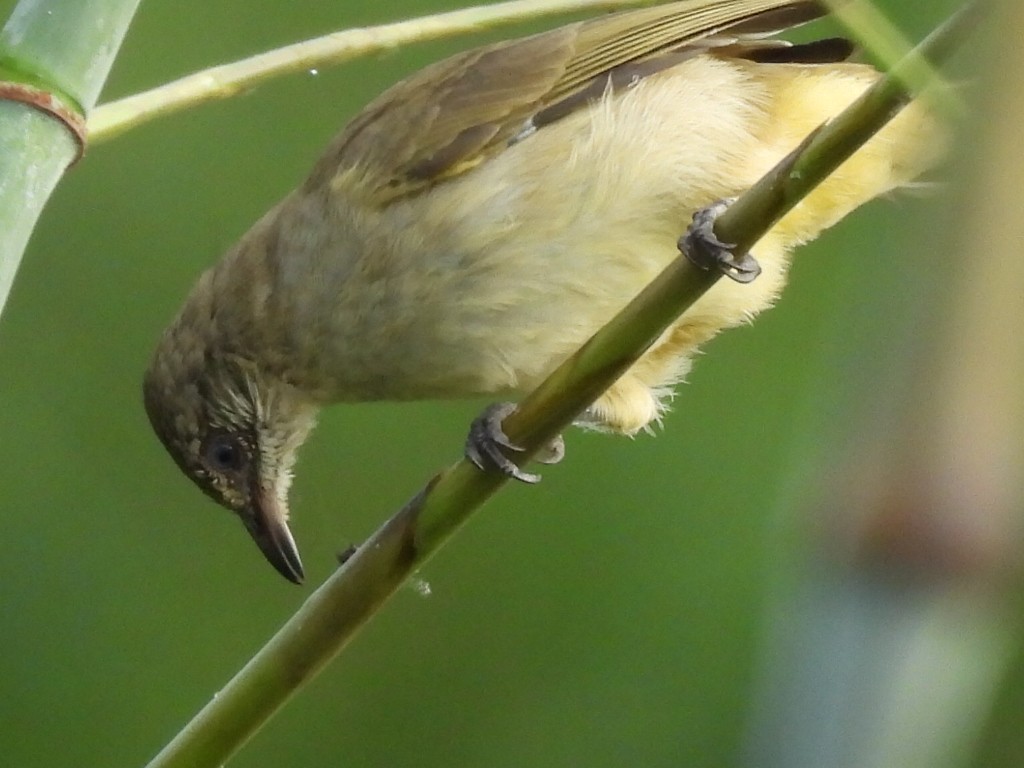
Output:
[{"xmin": 240, "ymin": 492, "xmax": 305, "ymax": 584}]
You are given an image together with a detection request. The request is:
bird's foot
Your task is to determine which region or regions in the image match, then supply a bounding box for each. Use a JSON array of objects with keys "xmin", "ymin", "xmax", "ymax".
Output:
[
  {"xmin": 465, "ymin": 402, "xmax": 564, "ymax": 484},
  {"xmin": 678, "ymin": 198, "xmax": 761, "ymax": 284}
]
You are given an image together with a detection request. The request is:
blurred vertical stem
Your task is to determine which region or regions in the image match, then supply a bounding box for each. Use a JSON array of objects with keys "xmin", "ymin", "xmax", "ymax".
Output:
[
  {"xmin": 960, "ymin": 0, "xmax": 1024, "ymax": 762},
  {"xmin": 0, "ymin": 0, "xmax": 140, "ymax": 319},
  {"xmin": 744, "ymin": 1, "xmax": 1020, "ymax": 765}
]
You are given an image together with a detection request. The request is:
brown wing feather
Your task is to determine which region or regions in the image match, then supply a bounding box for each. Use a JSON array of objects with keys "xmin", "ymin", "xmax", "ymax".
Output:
[{"xmin": 308, "ymin": 0, "xmax": 831, "ymax": 204}]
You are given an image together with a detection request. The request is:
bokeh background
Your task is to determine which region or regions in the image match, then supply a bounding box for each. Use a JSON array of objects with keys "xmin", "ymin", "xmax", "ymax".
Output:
[{"xmin": 1, "ymin": 1, "xmax": 1018, "ymax": 767}]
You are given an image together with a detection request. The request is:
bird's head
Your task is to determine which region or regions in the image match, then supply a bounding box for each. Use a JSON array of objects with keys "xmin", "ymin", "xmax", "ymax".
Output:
[{"xmin": 142, "ymin": 290, "xmax": 318, "ymax": 584}]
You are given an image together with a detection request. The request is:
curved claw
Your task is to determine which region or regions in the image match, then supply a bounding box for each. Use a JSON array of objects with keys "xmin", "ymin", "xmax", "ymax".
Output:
[
  {"xmin": 465, "ymin": 402, "xmax": 540, "ymax": 483},
  {"xmin": 678, "ymin": 198, "xmax": 761, "ymax": 284},
  {"xmin": 465, "ymin": 403, "xmax": 566, "ymax": 484}
]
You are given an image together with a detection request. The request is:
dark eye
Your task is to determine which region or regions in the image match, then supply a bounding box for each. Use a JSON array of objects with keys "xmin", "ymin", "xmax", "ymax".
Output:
[{"xmin": 203, "ymin": 433, "xmax": 247, "ymax": 473}]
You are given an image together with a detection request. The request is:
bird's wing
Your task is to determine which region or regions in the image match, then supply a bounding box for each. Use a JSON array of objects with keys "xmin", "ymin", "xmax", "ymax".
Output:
[{"xmin": 308, "ymin": 0, "xmax": 844, "ymax": 204}]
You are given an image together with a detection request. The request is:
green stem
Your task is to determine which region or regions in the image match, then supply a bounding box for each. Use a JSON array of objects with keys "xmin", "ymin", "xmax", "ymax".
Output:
[
  {"xmin": 142, "ymin": 5, "xmax": 977, "ymax": 768},
  {"xmin": 0, "ymin": 0, "xmax": 141, "ymax": 318},
  {"xmin": 822, "ymin": 0, "xmax": 963, "ymax": 116}
]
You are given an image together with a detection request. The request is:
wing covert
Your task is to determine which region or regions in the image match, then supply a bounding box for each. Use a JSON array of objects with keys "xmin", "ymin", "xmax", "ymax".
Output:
[{"xmin": 308, "ymin": 0, "xmax": 825, "ymax": 204}]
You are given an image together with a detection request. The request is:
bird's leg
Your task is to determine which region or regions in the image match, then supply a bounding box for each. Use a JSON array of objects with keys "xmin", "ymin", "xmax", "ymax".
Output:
[
  {"xmin": 678, "ymin": 198, "xmax": 761, "ymax": 284},
  {"xmin": 465, "ymin": 402, "xmax": 565, "ymax": 484}
]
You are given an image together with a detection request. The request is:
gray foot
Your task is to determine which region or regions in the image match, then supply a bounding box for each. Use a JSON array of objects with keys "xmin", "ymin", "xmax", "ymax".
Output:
[
  {"xmin": 465, "ymin": 402, "xmax": 564, "ymax": 484},
  {"xmin": 678, "ymin": 199, "xmax": 761, "ymax": 284}
]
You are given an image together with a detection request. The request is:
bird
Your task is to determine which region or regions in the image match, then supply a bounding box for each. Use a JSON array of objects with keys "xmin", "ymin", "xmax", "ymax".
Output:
[{"xmin": 142, "ymin": 0, "xmax": 945, "ymax": 583}]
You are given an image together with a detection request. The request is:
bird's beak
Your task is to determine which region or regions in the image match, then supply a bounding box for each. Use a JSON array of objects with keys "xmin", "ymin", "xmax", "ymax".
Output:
[{"xmin": 241, "ymin": 491, "xmax": 305, "ymax": 584}]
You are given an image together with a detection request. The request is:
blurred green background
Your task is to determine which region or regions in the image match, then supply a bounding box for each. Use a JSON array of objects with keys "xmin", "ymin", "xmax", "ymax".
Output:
[{"xmin": 0, "ymin": 2, "xmax": 997, "ymax": 767}]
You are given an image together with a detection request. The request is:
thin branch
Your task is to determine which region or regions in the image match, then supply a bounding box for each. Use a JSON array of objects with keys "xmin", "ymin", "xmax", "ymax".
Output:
[
  {"xmin": 142, "ymin": 5, "xmax": 977, "ymax": 768},
  {"xmin": 87, "ymin": 0, "xmax": 656, "ymax": 144}
]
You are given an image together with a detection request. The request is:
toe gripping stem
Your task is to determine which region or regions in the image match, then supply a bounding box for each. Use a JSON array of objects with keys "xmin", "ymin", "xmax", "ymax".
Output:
[
  {"xmin": 678, "ymin": 199, "xmax": 761, "ymax": 284},
  {"xmin": 465, "ymin": 402, "xmax": 565, "ymax": 484}
]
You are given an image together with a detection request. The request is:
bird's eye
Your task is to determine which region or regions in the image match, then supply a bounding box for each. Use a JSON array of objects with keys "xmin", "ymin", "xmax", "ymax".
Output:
[{"xmin": 203, "ymin": 433, "xmax": 247, "ymax": 474}]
